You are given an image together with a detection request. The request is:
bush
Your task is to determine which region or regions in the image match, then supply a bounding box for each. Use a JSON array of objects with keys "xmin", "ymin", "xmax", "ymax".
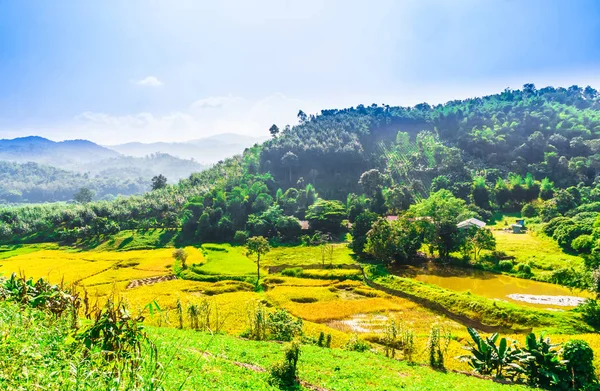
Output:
[
  {"xmin": 498, "ymin": 260, "xmax": 514, "ymax": 272},
  {"xmin": 543, "ymin": 217, "xmax": 571, "ymax": 237},
  {"xmin": 580, "ymin": 299, "xmax": 600, "ymax": 331},
  {"xmin": 515, "ymin": 262, "xmax": 532, "ymax": 277},
  {"xmin": 562, "ymin": 339, "xmax": 597, "ymax": 390},
  {"xmin": 269, "ymin": 339, "xmax": 301, "ymax": 388},
  {"xmin": 521, "ymin": 203, "xmax": 537, "ymax": 218},
  {"xmin": 233, "ymin": 230, "xmax": 249, "ymax": 245},
  {"xmin": 267, "ymin": 309, "xmax": 303, "ymax": 341},
  {"xmin": 281, "ymin": 267, "xmax": 303, "ymax": 278},
  {"xmin": 343, "ymin": 334, "xmax": 370, "ymax": 352},
  {"xmin": 572, "ymin": 234, "xmax": 594, "ymax": 254}
]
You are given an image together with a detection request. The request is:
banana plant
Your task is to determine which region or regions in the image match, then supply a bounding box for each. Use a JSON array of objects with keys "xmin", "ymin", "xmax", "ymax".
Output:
[
  {"xmin": 513, "ymin": 332, "xmax": 567, "ymax": 389},
  {"xmin": 459, "ymin": 327, "xmax": 518, "ymax": 379}
]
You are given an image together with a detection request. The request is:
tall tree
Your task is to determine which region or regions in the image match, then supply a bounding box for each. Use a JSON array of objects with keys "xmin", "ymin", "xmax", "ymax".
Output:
[
  {"xmin": 281, "ymin": 152, "xmax": 299, "ymax": 183},
  {"xmin": 73, "ymin": 187, "xmax": 94, "ymax": 204},
  {"xmin": 269, "ymin": 124, "xmax": 280, "ymax": 138},
  {"xmin": 151, "ymin": 174, "xmax": 168, "ymax": 190},
  {"xmin": 297, "ymin": 110, "xmax": 307, "ymax": 123},
  {"xmin": 246, "ymin": 236, "xmax": 270, "ymax": 283},
  {"xmin": 408, "ymin": 190, "xmax": 470, "ymax": 260},
  {"xmin": 359, "ymin": 169, "xmax": 385, "ymax": 198}
]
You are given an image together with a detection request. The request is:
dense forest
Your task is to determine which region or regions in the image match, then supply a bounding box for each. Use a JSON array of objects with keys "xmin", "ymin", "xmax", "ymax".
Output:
[{"xmin": 3, "ymin": 84, "xmax": 600, "ymax": 262}]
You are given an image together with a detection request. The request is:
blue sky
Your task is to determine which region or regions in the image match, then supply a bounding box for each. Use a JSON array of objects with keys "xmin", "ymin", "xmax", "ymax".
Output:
[{"xmin": 1, "ymin": 0, "xmax": 600, "ymax": 144}]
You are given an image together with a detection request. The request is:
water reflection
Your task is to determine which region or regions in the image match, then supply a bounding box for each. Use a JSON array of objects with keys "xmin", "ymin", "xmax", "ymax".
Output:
[{"xmin": 391, "ymin": 263, "xmax": 590, "ymax": 309}]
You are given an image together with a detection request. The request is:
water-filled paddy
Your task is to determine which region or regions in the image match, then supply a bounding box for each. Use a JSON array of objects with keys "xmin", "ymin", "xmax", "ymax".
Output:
[{"xmin": 393, "ymin": 264, "xmax": 590, "ymax": 309}]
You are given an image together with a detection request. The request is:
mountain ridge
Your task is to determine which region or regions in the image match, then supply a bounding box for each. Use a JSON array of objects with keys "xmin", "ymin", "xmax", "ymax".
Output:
[{"xmin": 108, "ymin": 133, "xmax": 267, "ymax": 162}]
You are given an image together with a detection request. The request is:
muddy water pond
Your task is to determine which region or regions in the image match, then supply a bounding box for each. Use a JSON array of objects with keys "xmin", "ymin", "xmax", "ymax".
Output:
[{"xmin": 392, "ymin": 264, "xmax": 590, "ymax": 310}]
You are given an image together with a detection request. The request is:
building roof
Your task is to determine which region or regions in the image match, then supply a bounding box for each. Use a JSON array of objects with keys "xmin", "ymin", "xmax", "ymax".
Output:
[
  {"xmin": 457, "ymin": 218, "xmax": 487, "ymax": 229},
  {"xmin": 299, "ymin": 220, "xmax": 310, "ymax": 230},
  {"xmin": 385, "ymin": 215, "xmax": 399, "ymax": 221}
]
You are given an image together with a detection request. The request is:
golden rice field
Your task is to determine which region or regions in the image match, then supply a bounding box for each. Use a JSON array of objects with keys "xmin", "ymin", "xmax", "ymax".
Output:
[{"xmin": 3, "ymin": 241, "xmax": 600, "ymax": 374}]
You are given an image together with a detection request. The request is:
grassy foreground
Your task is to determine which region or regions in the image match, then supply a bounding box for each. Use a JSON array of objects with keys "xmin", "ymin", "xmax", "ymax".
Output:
[{"xmin": 0, "ymin": 301, "xmax": 528, "ymax": 391}]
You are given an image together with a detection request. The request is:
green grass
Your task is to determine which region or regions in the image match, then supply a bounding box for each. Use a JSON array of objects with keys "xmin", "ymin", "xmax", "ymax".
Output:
[
  {"xmin": 91, "ymin": 229, "xmax": 178, "ymax": 251},
  {"xmin": 491, "ymin": 227, "xmax": 584, "ymax": 273},
  {"xmin": 192, "ymin": 243, "xmax": 256, "ymax": 275},
  {"xmin": 263, "ymin": 244, "xmax": 357, "ymax": 267},
  {"xmin": 0, "ymin": 300, "xmax": 530, "ymax": 390},
  {"xmin": 149, "ymin": 327, "xmax": 531, "ymax": 391},
  {"xmin": 365, "ymin": 266, "xmax": 591, "ymax": 334}
]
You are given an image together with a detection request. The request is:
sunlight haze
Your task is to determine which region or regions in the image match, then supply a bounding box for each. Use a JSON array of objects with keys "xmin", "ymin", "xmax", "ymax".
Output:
[{"xmin": 1, "ymin": 0, "xmax": 599, "ymax": 143}]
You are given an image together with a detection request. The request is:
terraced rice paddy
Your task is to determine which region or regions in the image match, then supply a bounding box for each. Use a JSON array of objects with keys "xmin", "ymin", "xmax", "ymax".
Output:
[{"xmin": 2, "ymin": 238, "xmax": 600, "ymax": 374}]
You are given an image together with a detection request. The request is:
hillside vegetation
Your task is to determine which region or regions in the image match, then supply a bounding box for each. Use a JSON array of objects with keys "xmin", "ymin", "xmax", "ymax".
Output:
[{"xmin": 5, "ymin": 85, "xmax": 600, "ymax": 389}]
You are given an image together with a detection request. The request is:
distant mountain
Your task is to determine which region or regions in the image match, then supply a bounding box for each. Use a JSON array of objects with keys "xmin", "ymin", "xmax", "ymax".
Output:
[
  {"xmin": 0, "ymin": 137, "xmax": 207, "ymax": 203},
  {"xmin": 108, "ymin": 133, "xmax": 267, "ymax": 163},
  {"xmin": 0, "ymin": 136, "xmax": 120, "ymax": 168},
  {"xmin": 80, "ymin": 153, "xmax": 206, "ymax": 182},
  {"xmin": 0, "ymin": 160, "xmax": 148, "ymax": 204}
]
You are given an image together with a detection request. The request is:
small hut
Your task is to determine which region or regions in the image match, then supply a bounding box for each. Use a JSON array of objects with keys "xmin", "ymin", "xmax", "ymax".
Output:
[
  {"xmin": 510, "ymin": 223, "xmax": 523, "ymax": 234},
  {"xmin": 457, "ymin": 217, "xmax": 486, "ymax": 230}
]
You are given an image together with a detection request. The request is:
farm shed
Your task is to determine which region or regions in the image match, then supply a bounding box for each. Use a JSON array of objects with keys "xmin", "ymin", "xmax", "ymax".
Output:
[{"xmin": 456, "ymin": 218, "xmax": 486, "ymax": 229}]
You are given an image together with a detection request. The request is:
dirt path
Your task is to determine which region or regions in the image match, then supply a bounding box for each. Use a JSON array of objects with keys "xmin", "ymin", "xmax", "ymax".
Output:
[{"xmin": 126, "ymin": 274, "xmax": 176, "ymax": 289}]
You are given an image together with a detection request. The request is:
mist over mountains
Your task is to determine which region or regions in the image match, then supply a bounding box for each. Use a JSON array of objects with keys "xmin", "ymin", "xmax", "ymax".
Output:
[
  {"xmin": 0, "ymin": 133, "xmax": 260, "ymax": 203},
  {"xmin": 107, "ymin": 133, "xmax": 267, "ymax": 163}
]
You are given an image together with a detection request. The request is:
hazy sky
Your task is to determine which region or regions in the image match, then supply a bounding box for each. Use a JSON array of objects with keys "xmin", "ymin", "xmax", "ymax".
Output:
[{"xmin": 1, "ymin": 0, "xmax": 600, "ymax": 144}]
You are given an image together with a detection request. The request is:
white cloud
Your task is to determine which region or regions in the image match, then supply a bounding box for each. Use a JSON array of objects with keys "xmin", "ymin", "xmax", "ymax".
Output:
[
  {"xmin": 63, "ymin": 93, "xmax": 311, "ymax": 144},
  {"xmin": 191, "ymin": 94, "xmax": 243, "ymax": 109},
  {"xmin": 135, "ymin": 76, "xmax": 163, "ymax": 87}
]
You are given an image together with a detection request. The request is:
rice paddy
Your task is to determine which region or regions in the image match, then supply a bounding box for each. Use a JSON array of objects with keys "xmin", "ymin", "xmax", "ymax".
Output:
[{"xmin": 1, "ymin": 236, "xmax": 599, "ymax": 375}]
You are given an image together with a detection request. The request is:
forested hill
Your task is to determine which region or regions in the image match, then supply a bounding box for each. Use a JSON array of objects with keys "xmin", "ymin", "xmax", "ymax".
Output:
[
  {"xmin": 0, "ymin": 161, "xmax": 152, "ymax": 204},
  {"xmin": 262, "ymin": 84, "xmax": 600, "ymax": 199},
  {"xmin": 3, "ymin": 84, "xmax": 600, "ymax": 243},
  {"xmin": 0, "ymin": 135, "xmax": 207, "ymax": 203}
]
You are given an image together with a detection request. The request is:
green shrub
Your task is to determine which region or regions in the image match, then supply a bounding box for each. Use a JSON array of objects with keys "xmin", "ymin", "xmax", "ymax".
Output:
[
  {"xmin": 562, "ymin": 339, "xmax": 597, "ymax": 390},
  {"xmin": 459, "ymin": 327, "xmax": 518, "ymax": 378},
  {"xmin": 580, "ymin": 299, "xmax": 600, "ymax": 331},
  {"xmin": 498, "ymin": 260, "xmax": 514, "ymax": 272},
  {"xmin": 269, "ymin": 338, "xmax": 301, "ymax": 388},
  {"xmin": 515, "ymin": 262, "xmax": 532, "ymax": 277},
  {"xmin": 203, "ymin": 244, "xmax": 229, "ymax": 252},
  {"xmin": 267, "ymin": 309, "xmax": 303, "ymax": 341},
  {"xmin": 233, "ymin": 230, "xmax": 249, "ymax": 245},
  {"xmin": 521, "ymin": 204, "xmax": 537, "ymax": 218},
  {"xmin": 572, "ymin": 234, "xmax": 594, "ymax": 254},
  {"xmin": 427, "ymin": 325, "xmax": 451, "ymax": 370},
  {"xmin": 343, "ymin": 334, "xmax": 370, "ymax": 352},
  {"xmin": 317, "ymin": 331, "xmax": 325, "ymax": 347},
  {"xmin": 281, "ymin": 267, "xmax": 303, "ymax": 277}
]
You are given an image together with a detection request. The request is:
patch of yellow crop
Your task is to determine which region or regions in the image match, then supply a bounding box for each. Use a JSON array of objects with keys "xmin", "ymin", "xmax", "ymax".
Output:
[
  {"xmin": 263, "ymin": 276, "xmax": 335, "ymax": 287},
  {"xmin": 267, "ymin": 286, "xmax": 340, "ymax": 305},
  {"xmin": 0, "ymin": 247, "xmax": 204, "ymax": 287},
  {"xmin": 301, "ymin": 269, "xmax": 361, "ymax": 279},
  {"xmin": 302, "ymin": 320, "xmax": 352, "ymax": 348},
  {"xmin": 81, "ymin": 268, "xmax": 162, "ymax": 286},
  {"xmin": 0, "ymin": 250, "xmax": 116, "ymax": 283},
  {"xmin": 82, "ymin": 278, "xmax": 260, "ymax": 334},
  {"xmin": 281, "ymin": 297, "xmax": 407, "ymax": 322}
]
